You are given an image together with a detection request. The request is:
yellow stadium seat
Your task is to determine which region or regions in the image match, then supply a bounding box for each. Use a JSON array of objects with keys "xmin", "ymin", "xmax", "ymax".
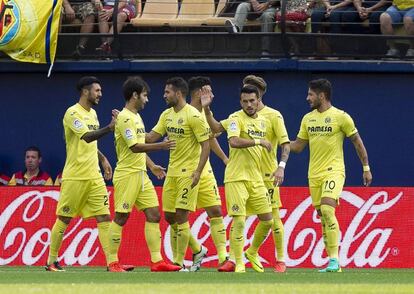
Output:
[
  {"xmin": 131, "ymin": 0, "xmax": 178, "ymax": 27},
  {"xmin": 168, "ymin": 0, "xmax": 216, "ymax": 27}
]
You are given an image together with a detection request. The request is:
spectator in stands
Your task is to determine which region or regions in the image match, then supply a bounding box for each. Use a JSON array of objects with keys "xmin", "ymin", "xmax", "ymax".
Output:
[
  {"xmin": 275, "ymin": 0, "xmax": 315, "ymax": 33},
  {"xmin": 0, "ymin": 171, "xmax": 10, "ymax": 186},
  {"xmin": 94, "ymin": 0, "xmax": 137, "ymax": 55},
  {"xmin": 311, "ymin": 0, "xmax": 353, "ymax": 34},
  {"xmin": 225, "ymin": 0, "xmax": 280, "ymax": 55},
  {"xmin": 380, "ymin": 0, "xmax": 414, "ymax": 57},
  {"xmin": 341, "ymin": 0, "xmax": 390, "ymax": 35},
  {"xmin": 8, "ymin": 146, "xmax": 53, "ymax": 186},
  {"xmin": 62, "ymin": 0, "xmax": 97, "ymax": 59}
]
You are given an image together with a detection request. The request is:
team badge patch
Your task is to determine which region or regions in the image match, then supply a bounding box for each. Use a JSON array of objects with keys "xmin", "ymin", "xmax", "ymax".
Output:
[
  {"xmin": 229, "ymin": 121, "xmax": 237, "ymax": 132},
  {"xmin": 122, "ymin": 203, "xmax": 130, "ymax": 210},
  {"xmin": 177, "ymin": 118, "xmax": 184, "ymax": 125},
  {"xmin": 325, "ymin": 117, "xmax": 331, "ymax": 123},
  {"xmin": 62, "ymin": 206, "xmax": 70, "ymax": 214},
  {"xmin": 73, "ymin": 119, "xmax": 83, "ymax": 129},
  {"xmin": 231, "ymin": 204, "xmax": 239, "ymax": 212},
  {"xmin": 125, "ymin": 128, "xmax": 133, "ymax": 140}
]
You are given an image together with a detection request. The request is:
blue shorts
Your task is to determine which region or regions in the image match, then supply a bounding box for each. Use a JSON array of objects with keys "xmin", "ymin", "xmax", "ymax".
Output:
[{"xmin": 385, "ymin": 5, "xmax": 414, "ymax": 24}]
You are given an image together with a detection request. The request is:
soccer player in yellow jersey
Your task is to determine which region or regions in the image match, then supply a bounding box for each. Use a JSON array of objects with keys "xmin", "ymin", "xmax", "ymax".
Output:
[
  {"xmin": 46, "ymin": 76, "xmax": 118, "ymax": 271},
  {"xmin": 202, "ymin": 85, "xmax": 274, "ymax": 273},
  {"xmin": 107, "ymin": 76, "xmax": 181, "ymax": 272},
  {"xmin": 187, "ymin": 76, "xmax": 229, "ymax": 271},
  {"xmin": 290, "ymin": 79, "xmax": 373, "ymax": 273},
  {"xmin": 146, "ymin": 77, "xmax": 210, "ymax": 271},
  {"xmin": 242, "ymin": 75, "xmax": 290, "ymax": 273}
]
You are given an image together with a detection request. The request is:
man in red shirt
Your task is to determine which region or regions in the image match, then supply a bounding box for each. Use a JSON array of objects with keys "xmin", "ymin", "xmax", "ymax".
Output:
[{"xmin": 9, "ymin": 146, "xmax": 53, "ymax": 186}]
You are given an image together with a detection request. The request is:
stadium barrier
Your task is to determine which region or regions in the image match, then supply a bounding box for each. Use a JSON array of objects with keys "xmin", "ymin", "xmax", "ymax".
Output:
[{"xmin": 0, "ymin": 186, "xmax": 412, "ymax": 268}]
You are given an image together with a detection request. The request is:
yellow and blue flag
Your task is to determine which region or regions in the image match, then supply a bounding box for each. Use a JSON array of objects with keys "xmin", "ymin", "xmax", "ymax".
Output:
[{"xmin": 0, "ymin": 0, "xmax": 63, "ymax": 64}]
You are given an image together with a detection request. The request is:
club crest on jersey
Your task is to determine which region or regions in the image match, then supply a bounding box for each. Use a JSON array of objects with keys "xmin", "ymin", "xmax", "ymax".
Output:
[
  {"xmin": 177, "ymin": 118, "xmax": 184, "ymax": 125},
  {"xmin": 260, "ymin": 121, "xmax": 266, "ymax": 130},
  {"xmin": 62, "ymin": 206, "xmax": 70, "ymax": 214},
  {"xmin": 73, "ymin": 119, "xmax": 83, "ymax": 129},
  {"xmin": 0, "ymin": 0, "xmax": 19, "ymax": 46},
  {"xmin": 229, "ymin": 121, "xmax": 237, "ymax": 132},
  {"xmin": 125, "ymin": 128, "xmax": 133, "ymax": 140},
  {"xmin": 231, "ymin": 204, "xmax": 240, "ymax": 212},
  {"xmin": 325, "ymin": 117, "xmax": 331, "ymax": 123}
]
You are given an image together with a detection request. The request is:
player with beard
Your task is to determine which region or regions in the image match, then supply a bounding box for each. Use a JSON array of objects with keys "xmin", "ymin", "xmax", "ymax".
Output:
[
  {"xmin": 46, "ymin": 76, "xmax": 118, "ymax": 271},
  {"xmin": 146, "ymin": 77, "xmax": 210, "ymax": 271},
  {"xmin": 201, "ymin": 85, "xmax": 274, "ymax": 273},
  {"xmin": 290, "ymin": 78, "xmax": 372, "ymax": 272}
]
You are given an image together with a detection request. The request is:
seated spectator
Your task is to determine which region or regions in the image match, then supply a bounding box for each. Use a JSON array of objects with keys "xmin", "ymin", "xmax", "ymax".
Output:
[
  {"xmin": 276, "ymin": 0, "xmax": 315, "ymax": 32},
  {"xmin": 9, "ymin": 146, "xmax": 53, "ymax": 186},
  {"xmin": 94, "ymin": 0, "xmax": 137, "ymax": 55},
  {"xmin": 225, "ymin": 0, "xmax": 280, "ymax": 54},
  {"xmin": 225, "ymin": 0, "xmax": 280, "ymax": 33},
  {"xmin": 380, "ymin": 0, "xmax": 414, "ymax": 57},
  {"xmin": 0, "ymin": 172, "xmax": 10, "ymax": 186},
  {"xmin": 311, "ymin": 0, "xmax": 354, "ymax": 34},
  {"xmin": 342, "ymin": 0, "xmax": 390, "ymax": 34},
  {"xmin": 54, "ymin": 173, "xmax": 62, "ymax": 186},
  {"xmin": 62, "ymin": 0, "xmax": 97, "ymax": 58}
]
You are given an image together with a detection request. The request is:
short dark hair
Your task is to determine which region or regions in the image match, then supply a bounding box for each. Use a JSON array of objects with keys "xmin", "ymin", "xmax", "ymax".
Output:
[
  {"xmin": 25, "ymin": 146, "xmax": 41, "ymax": 158},
  {"xmin": 122, "ymin": 76, "xmax": 150, "ymax": 101},
  {"xmin": 76, "ymin": 76, "xmax": 100, "ymax": 92},
  {"xmin": 188, "ymin": 76, "xmax": 211, "ymax": 94},
  {"xmin": 240, "ymin": 84, "xmax": 259, "ymax": 98},
  {"xmin": 308, "ymin": 79, "xmax": 332, "ymax": 101},
  {"xmin": 166, "ymin": 77, "xmax": 189, "ymax": 98}
]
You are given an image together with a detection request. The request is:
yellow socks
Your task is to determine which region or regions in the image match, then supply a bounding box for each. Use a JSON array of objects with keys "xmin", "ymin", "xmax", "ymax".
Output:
[
  {"xmin": 145, "ymin": 222, "xmax": 163, "ymax": 263},
  {"xmin": 175, "ymin": 222, "xmax": 191, "ymax": 266},
  {"xmin": 170, "ymin": 223, "xmax": 178, "ymax": 263},
  {"xmin": 320, "ymin": 214, "xmax": 331, "ymax": 257},
  {"xmin": 210, "ymin": 216, "xmax": 227, "ymax": 264},
  {"xmin": 272, "ymin": 208, "xmax": 285, "ymax": 262},
  {"xmin": 108, "ymin": 221, "xmax": 123, "ymax": 264},
  {"xmin": 188, "ymin": 233, "xmax": 201, "ymax": 254},
  {"xmin": 246, "ymin": 219, "xmax": 273, "ymax": 255},
  {"xmin": 230, "ymin": 216, "xmax": 245, "ymax": 267},
  {"xmin": 48, "ymin": 219, "xmax": 68, "ymax": 264},
  {"xmin": 97, "ymin": 221, "xmax": 111, "ymax": 265},
  {"xmin": 321, "ymin": 204, "xmax": 339, "ymax": 259}
]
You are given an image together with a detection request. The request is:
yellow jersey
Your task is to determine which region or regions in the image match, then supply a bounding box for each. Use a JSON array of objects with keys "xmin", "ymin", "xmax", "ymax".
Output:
[
  {"xmin": 258, "ymin": 106, "xmax": 290, "ymax": 181},
  {"xmin": 199, "ymin": 108, "xmax": 214, "ymax": 177},
  {"xmin": 297, "ymin": 106, "xmax": 358, "ymax": 178},
  {"xmin": 394, "ymin": 0, "xmax": 414, "ymax": 10},
  {"xmin": 221, "ymin": 110, "xmax": 269, "ymax": 183},
  {"xmin": 152, "ymin": 104, "xmax": 209, "ymax": 177},
  {"xmin": 114, "ymin": 108, "xmax": 146, "ymax": 179},
  {"xmin": 62, "ymin": 103, "xmax": 102, "ymax": 180}
]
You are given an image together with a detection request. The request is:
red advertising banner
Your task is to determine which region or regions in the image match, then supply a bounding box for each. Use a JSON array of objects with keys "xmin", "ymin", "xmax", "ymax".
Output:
[{"xmin": 0, "ymin": 187, "xmax": 412, "ymax": 268}]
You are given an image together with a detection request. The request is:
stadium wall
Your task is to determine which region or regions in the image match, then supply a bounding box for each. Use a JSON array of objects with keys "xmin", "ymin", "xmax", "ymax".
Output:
[{"xmin": 0, "ymin": 62, "xmax": 413, "ymax": 186}]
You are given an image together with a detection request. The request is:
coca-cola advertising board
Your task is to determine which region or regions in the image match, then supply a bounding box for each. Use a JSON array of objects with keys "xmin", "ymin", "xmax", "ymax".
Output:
[{"xmin": 0, "ymin": 187, "xmax": 412, "ymax": 268}]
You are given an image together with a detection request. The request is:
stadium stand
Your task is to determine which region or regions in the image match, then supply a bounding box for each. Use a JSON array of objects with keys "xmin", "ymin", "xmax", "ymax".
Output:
[{"xmin": 131, "ymin": 0, "xmax": 179, "ymax": 26}]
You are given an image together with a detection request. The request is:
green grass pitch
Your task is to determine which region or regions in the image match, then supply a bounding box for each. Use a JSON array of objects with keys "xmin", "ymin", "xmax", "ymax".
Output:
[{"xmin": 1, "ymin": 267, "xmax": 413, "ymax": 294}]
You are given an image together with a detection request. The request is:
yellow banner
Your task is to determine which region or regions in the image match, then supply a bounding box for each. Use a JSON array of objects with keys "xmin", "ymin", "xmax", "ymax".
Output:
[{"xmin": 0, "ymin": 0, "xmax": 63, "ymax": 64}]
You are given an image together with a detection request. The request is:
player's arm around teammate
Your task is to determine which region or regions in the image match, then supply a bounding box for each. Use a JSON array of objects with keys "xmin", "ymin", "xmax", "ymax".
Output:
[
  {"xmin": 46, "ymin": 76, "xmax": 118, "ymax": 272},
  {"xmin": 202, "ymin": 85, "xmax": 274, "ymax": 273},
  {"xmin": 108, "ymin": 76, "xmax": 180, "ymax": 272},
  {"xmin": 243, "ymin": 74, "xmax": 291, "ymax": 272}
]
